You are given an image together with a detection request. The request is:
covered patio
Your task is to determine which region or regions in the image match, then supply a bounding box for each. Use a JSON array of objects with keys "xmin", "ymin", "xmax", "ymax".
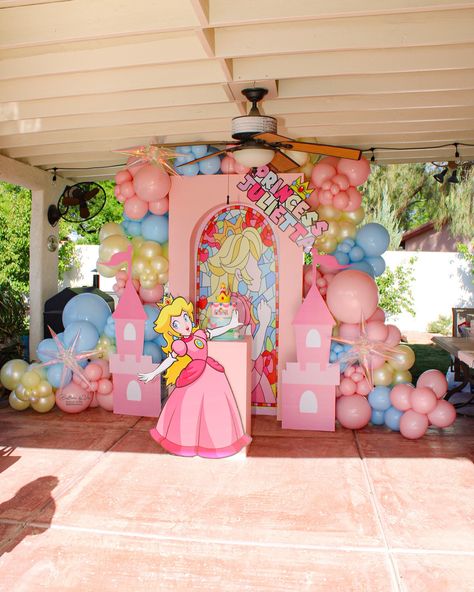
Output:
[{"xmin": 1, "ymin": 1, "xmax": 473, "ymax": 590}]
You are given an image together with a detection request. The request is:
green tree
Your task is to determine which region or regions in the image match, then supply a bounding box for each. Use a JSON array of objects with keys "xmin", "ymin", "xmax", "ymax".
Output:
[{"xmin": 375, "ymin": 257, "xmax": 417, "ymax": 318}]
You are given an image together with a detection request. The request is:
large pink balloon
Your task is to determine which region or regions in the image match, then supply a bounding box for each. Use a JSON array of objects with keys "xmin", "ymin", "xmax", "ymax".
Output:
[
  {"xmin": 318, "ymin": 156, "xmax": 340, "ymax": 168},
  {"xmin": 336, "ymin": 394, "xmax": 371, "ymax": 429},
  {"xmin": 149, "ymin": 196, "xmax": 169, "ymax": 216},
  {"xmin": 411, "ymin": 387, "xmax": 438, "ymax": 415},
  {"xmin": 124, "ymin": 196, "xmax": 148, "ymax": 220},
  {"xmin": 133, "ymin": 164, "xmax": 171, "ymax": 202},
  {"xmin": 221, "ymin": 155, "xmax": 236, "ymax": 174},
  {"xmin": 337, "ymin": 157, "xmax": 371, "ymax": 187},
  {"xmin": 416, "ymin": 369, "xmax": 448, "ymax": 399},
  {"xmin": 385, "ymin": 324, "xmax": 402, "ymax": 347},
  {"xmin": 93, "ymin": 358, "xmax": 111, "ymax": 379},
  {"xmin": 390, "ymin": 383, "xmax": 414, "ymax": 411},
  {"xmin": 400, "ymin": 410, "xmax": 429, "ymax": 439},
  {"xmin": 427, "ymin": 399, "xmax": 456, "ymax": 428},
  {"xmin": 311, "ymin": 163, "xmax": 336, "ymax": 188},
  {"xmin": 326, "ymin": 270, "xmax": 379, "ymax": 324},
  {"xmin": 55, "ymin": 383, "xmax": 92, "ymax": 414},
  {"xmin": 139, "ymin": 283, "xmax": 164, "ymax": 304}
]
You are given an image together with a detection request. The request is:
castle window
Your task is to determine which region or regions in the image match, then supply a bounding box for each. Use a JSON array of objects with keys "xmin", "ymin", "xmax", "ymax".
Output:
[
  {"xmin": 124, "ymin": 322, "xmax": 136, "ymax": 341},
  {"xmin": 126, "ymin": 380, "xmax": 142, "ymax": 401},
  {"xmin": 305, "ymin": 328, "xmax": 321, "ymax": 348},
  {"xmin": 300, "ymin": 390, "xmax": 318, "ymax": 414}
]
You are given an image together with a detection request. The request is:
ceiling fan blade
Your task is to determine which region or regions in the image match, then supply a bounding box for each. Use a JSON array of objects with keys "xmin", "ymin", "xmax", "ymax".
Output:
[
  {"xmin": 81, "ymin": 188, "xmax": 100, "ymax": 202},
  {"xmin": 269, "ymin": 149, "xmax": 301, "ymax": 173},
  {"xmin": 284, "ymin": 141, "xmax": 361, "ymax": 160},
  {"xmin": 79, "ymin": 205, "xmax": 90, "ymax": 219},
  {"xmin": 61, "ymin": 195, "xmax": 80, "ymax": 206},
  {"xmin": 254, "ymin": 132, "xmax": 361, "ymax": 160},
  {"xmin": 157, "ymin": 141, "xmax": 236, "ymax": 148},
  {"xmin": 174, "ymin": 148, "xmax": 234, "ymax": 168}
]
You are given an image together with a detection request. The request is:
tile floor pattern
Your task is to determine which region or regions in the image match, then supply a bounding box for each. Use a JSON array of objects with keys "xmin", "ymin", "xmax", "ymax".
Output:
[{"xmin": 0, "ymin": 406, "xmax": 473, "ymax": 592}]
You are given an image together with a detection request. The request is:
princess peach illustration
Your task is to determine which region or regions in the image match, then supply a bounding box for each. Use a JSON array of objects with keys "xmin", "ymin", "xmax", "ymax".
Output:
[{"xmin": 138, "ymin": 295, "xmax": 251, "ymax": 459}]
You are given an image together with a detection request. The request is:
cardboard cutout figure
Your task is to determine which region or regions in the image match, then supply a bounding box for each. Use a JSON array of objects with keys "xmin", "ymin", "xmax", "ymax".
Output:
[{"xmin": 138, "ymin": 296, "xmax": 251, "ymax": 458}]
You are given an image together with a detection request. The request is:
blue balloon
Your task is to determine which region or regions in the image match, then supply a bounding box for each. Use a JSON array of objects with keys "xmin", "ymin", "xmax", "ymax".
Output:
[
  {"xmin": 103, "ymin": 315, "xmax": 116, "ymax": 340},
  {"xmin": 371, "ymin": 409, "xmax": 385, "ymax": 425},
  {"xmin": 199, "ymin": 155, "xmax": 221, "ymax": 175},
  {"xmin": 329, "ymin": 351, "xmax": 338, "ymax": 363},
  {"xmin": 175, "ymin": 146, "xmax": 193, "ymax": 154},
  {"xmin": 384, "ymin": 406, "xmax": 403, "ymax": 431},
  {"xmin": 36, "ymin": 338, "xmax": 58, "ymax": 362},
  {"xmin": 127, "ymin": 221, "xmax": 142, "ymax": 237},
  {"xmin": 334, "ymin": 251, "xmax": 350, "ymax": 265},
  {"xmin": 349, "ymin": 245, "xmax": 365, "ymax": 262},
  {"xmin": 141, "ymin": 214, "xmax": 169, "ymax": 243},
  {"xmin": 121, "ymin": 220, "xmax": 129, "ymax": 232},
  {"xmin": 143, "ymin": 341, "xmax": 163, "ymax": 364},
  {"xmin": 175, "ymin": 153, "xmax": 199, "ymax": 176},
  {"xmin": 47, "ymin": 364, "xmax": 71, "ymax": 389},
  {"xmin": 349, "ymin": 260, "xmax": 375, "ymax": 276},
  {"xmin": 368, "ymin": 386, "xmax": 392, "ymax": 411},
  {"xmin": 333, "ymin": 343, "xmax": 343, "ymax": 354},
  {"xmin": 355, "ymin": 223, "xmax": 390, "ymax": 257},
  {"xmin": 144, "ymin": 304, "xmax": 159, "ymax": 341},
  {"xmin": 62, "ymin": 293, "xmax": 111, "ymax": 334},
  {"xmin": 344, "ymin": 238, "xmax": 355, "ymax": 248},
  {"xmin": 153, "ymin": 333, "xmax": 167, "ymax": 349},
  {"xmin": 190, "ymin": 145, "xmax": 208, "ymax": 158},
  {"xmin": 63, "ymin": 320, "xmax": 99, "ymax": 352},
  {"xmin": 366, "ymin": 256, "xmax": 386, "ymax": 277}
]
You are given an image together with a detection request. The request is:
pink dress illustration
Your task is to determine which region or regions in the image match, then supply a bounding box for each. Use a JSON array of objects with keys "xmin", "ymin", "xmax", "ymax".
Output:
[{"xmin": 149, "ymin": 329, "xmax": 251, "ymax": 458}]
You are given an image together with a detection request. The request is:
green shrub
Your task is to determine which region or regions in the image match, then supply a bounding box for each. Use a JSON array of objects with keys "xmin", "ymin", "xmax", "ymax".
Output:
[
  {"xmin": 426, "ymin": 315, "xmax": 451, "ymax": 335},
  {"xmin": 375, "ymin": 257, "xmax": 416, "ymax": 318}
]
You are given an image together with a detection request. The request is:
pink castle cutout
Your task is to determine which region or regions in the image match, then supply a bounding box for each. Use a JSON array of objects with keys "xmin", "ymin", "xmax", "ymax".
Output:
[
  {"xmin": 104, "ymin": 246, "xmax": 161, "ymax": 417},
  {"xmin": 281, "ymin": 251, "xmax": 340, "ymax": 431}
]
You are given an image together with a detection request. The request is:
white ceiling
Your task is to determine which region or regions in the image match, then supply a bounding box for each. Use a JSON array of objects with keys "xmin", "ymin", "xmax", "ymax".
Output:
[{"xmin": 1, "ymin": 0, "xmax": 474, "ymax": 181}]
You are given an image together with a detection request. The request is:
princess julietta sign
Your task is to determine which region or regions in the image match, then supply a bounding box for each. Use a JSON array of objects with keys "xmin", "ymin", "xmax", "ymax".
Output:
[{"xmin": 237, "ymin": 165, "xmax": 328, "ymax": 251}]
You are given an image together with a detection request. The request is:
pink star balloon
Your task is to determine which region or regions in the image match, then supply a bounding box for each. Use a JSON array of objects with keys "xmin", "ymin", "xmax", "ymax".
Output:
[
  {"xmin": 114, "ymin": 144, "xmax": 180, "ymax": 175},
  {"xmin": 38, "ymin": 326, "xmax": 101, "ymax": 391}
]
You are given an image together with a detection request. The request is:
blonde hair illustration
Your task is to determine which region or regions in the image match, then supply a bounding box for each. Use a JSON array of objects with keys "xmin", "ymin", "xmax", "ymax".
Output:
[
  {"xmin": 207, "ymin": 227, "xmax": 263, "ymax": 298},
  {"xmin": 154, "ymin": 296, "xmax": 195, "ymax": 386}
]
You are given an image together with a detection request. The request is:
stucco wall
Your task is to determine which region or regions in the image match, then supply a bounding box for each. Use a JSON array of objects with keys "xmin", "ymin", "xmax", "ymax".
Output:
[{"xmin": 403, "ymin": 226, "xmax": 463, "ymax": 252}]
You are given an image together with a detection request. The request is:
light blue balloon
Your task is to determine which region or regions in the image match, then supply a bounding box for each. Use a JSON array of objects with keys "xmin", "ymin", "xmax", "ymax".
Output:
[
  {"xmin": 127, "ymin": 221, "xmax": 142, "ymax": 237},
  {"xmin": 368, "ymin": 386, "xmax": 392, "ymax": 411},
  {"xmin": 62, "ymin": 293, "xmax": 111, "ymax": 334},
  {"xmin": 384, "ymin": 406, "xmax": 403, "ymax": 431},
  {"xmin": 356, "ymin": 223, "xmax": 390, "ymax": 257},
  {"xmin": 366, "ymin": 256, "xmax": 386, "ymax": 277},
  {"xmin": 103, "ymin": 315, "xmax": 116, "ymax": 340},
  {"xmin": 349, "ymin": 245, "xmax": 365, "ymax": 262},
  {"xmin": 143, "ymin": 341, "xmax": 163, "ymax": 364},
  {"xmin": 175, "ymin": 153, "xmax": 200, "ymax": 176},
  {"xmin": 199, "ymin": 155, "xmax": 221, "ymax": 175},
  {"xmin": 63, "ymin": 320, "xmax": 99, "ymax": 352},
  {"xmin": 144, "ymin": 304, "xmax": 159, "ymax": 341},
  {"xmin": 338, "ymin": 242, "xmax": 351, "ymax": 254},
  {"xmin": 343, "ymin": 344, "xmax": 353, "ymax": 352},
  {"xmin": 47, "ymin": 364, "xmax": 71, "ymax": 389},
  {"xmin": 349, "ymin": 261, "xmax": 375, "ymax": 276},
  {"xmin": 121, "ymin": 220, "xmax": 129, "ymax": 232},
  {"xmin": 344, "ymin": 238, "xmax": 356, "ymax": 248},
  {"xmin": 141, "ymin": 214, "xmax": 169, "ymax": 243},
  {"xmin": 333, "ymin": 343, "xmax": 343, "ymax": 354},
  {"xmin": 36, "ymin": 338, "xmax": 58, "ymax": 362},
  {"xmin": 190, "ymin": 145, "xmax": 208, "ymax": 158},
  {"xmin": 175, "ymin": 146, "xmax": 193, "ymax": 154},
  {"xmin": 153, "ymin": 334, "xmax": 167, "ymax": 349},
  {"xmin": 335, "ymin": 251, "xmax": 350, "ymax": 266},
  {"xmin": 371, "ymin": 409, "xmax": 385, "ymax": 425},
  {"xmin": 329, "ymin": 351, "xmax": 338, "ymax": 363}
]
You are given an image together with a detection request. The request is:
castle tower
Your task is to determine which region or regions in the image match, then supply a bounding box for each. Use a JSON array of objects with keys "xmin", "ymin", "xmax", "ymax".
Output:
[{"xmin": 280, "ymin": 250, "xmax": 340, "ymax": 431}]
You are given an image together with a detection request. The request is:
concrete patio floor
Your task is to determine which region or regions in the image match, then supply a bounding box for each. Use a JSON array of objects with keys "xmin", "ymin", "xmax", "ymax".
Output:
[{"xmin": 0, "ymin": 406, "xmax": 473, "ymax": 591}]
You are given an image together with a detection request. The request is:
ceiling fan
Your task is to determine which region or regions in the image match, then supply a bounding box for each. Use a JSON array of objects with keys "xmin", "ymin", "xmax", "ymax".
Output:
[{"xmin": 163, "ymin": 87, "xmax": 362, "ymax": 172}]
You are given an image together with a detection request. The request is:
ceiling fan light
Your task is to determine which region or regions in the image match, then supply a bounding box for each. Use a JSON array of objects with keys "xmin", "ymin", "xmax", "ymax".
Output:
[{"xmin": 233, "ymin": 147, "xmax": 275, "ymax": 168}]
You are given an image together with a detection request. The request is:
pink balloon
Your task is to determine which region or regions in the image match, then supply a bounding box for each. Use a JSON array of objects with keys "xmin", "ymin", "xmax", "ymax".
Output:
[
  {"xmin": 319, "ymin": 156, "xmax": 340, "ymax": 168},
  {"xmin": 340, "ymin": 377, "xmax": 357, "ymax": 396},
  {"xmin": 306, "ymin": 193, "xmax": 320, "ymax": 210},
  {"xmin": 330, "ymin": 184, "xmax": 340, "ymax": 196},
  {"xmin": 321, "ymin": 180, "xmax": 332, "ymax": 191},
  {"xmin": 55, "ymin": 383, "xmax": 92, "ymax": 414},
  {"xmin": 221, "ymin": 156, "xmax": 236, "ymax": 174},
  {"xmin": 427, "ymin": 399, "xmax": 456, "ymax": 428},
  {"xmin": 133, "ymin": 164, "xmax": 171, "ymax": 202},
  {"xmin": 116, "ymin": 193, "xmax": 126, "ymax": 204},
  {"xmin": 368, "ymin": 307, "xmax": 386, "ymax": 323},
  {"xmin": 84, "ymin": 363, "xmax": 103, "ymax": 382},
  {"xmin": 337, "ymin": 157, "xmax": 371, "ymax": 187},
  {"xmin": 89, "ymin": 380, "xmax": 99, "ymax": 392},
  {"xmin": 114, "ymin": 184, "xmax": 122, "ymax": 197},
  {"xmin": 116, "ymin": 270, "xmax": 128, "ymax": 282},
  {"xmin": 416, "ymin": 369, "xmax": 448, "ymax": 399},
  {"xmin": 127, "ymin": 158, "xmax": 146, "ymax": 177},
  {"xmin": 344, "ymin": 187, "xmax": 363, "ymax": 212},
  {"xmin": 338, "ymin": 323, "xmax": 361, "ymax": 341},
  {"xmin": 97, "ymin": 392, "xmax": 114, "ymax": 411},
  {"xmin": 368, "ymin": 353, "xmax": 386, "ymax": 370},
  {"xmin": 132, "ymin": 279, "xmax": 140, "ymax": 291},
  {"xmin": 333, "ymin": 192, "xmax": 349, "ymax": 210},
  {"xmin": 97, "ymin": 378, "xmax": 113, "ymax": 395},
  {"xmin": 234, "ymin": 160, "xmax": 250, "ymax": 174},
  {"xmin": 311, "ymin": 163, "xmax": 337, "ymax": 187},
  {"xmin": 326, "ymin": 270, "xmax": 379, "ymax": 324},
  {"xmin": 120, "ymin": 180, "xmax": 135, "ymax": 199},
  {"xmin": 400, "ymin": 410, "xmax": 429, "ymax": 439},
  {"xmin": 89, "ymin": 392, "xmax": 99, "ymax": 408},
  {"xmin": 115, "ymin": 287, "xmax": 124, "ymax": 297},
  {"xmin": 385, "ymin": 325, "xmax": 402, "ymax": 347},
  {"xmin": 139, "ymin": 283, "xmax": 164, "ymax": 304},
  {"xmin": 411, "ymin": 387, "xmax": 438, "ymax": 415},
  {"xmin": 366, "ymin": 321, "xmax": 389, "ymax": 342},
  {"xmin": 336, "ymin": 395, "xmax": 371, "ymax": 429},
  {"xmin": 336, "ymin": 386, "xmax": 342, "ymax": 398},
  {"xmin": 390, "ymin": 383, "xmax": 414, "ymax": 411},
  {"xmin": 344, "ymin": 365, "xmax": 356, "ymax": 377},
  {"xmin": 356, "ymin": 379, "xmax": 371, "ymax": 396},
  {"xmin": 115, "ymin": 170, "xmax": 132, "ymax": 185},
  {"xmin": 93, "ymin": 359, "xmax": 110, "ymax": 379},
  {"xmin": 352, "ymin": 370, "xmax": 364, "ymax": 383},
  {"xmin": 319, "ymin": 190, "xmax": 333, "ymax": 205},
  {"xmin": 124, "ymin": 196, "xmax": 148, "ymax": 220},
  {"xmin": 149, "ymin": 196, "xmax": 169, "ymax": 216},
  {"xmin": 332, "ymin": 174, "xmax": 350, "ymax": 191}
]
